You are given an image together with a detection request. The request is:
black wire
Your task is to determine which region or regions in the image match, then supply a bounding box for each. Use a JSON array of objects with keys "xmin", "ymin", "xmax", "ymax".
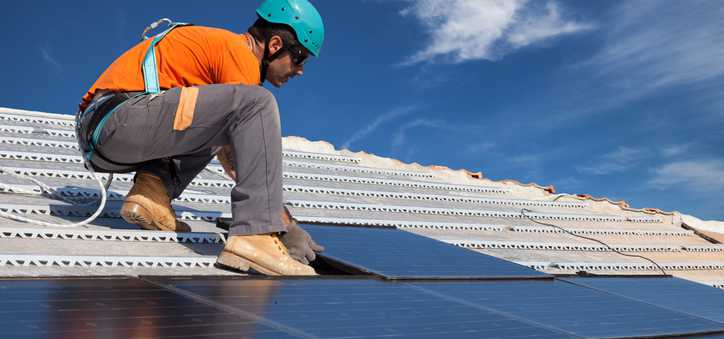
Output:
[{"xmin": 520, "ymin": 208, "xmax": 668, "ymax": 276}]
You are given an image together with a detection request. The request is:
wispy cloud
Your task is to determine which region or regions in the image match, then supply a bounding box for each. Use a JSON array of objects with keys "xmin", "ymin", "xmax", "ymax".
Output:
[
  {"xmin": 508, "ymin": 153, "xmax": 546, "ymax": 179},
  {"xmin": 116, "ymin": 10, "xmax": 128, "ymax": 41},
  {"xmin": 578, "ymin": 146, "xmax": 648, "ymax": 175},
  {"xmin": 509, "ymin": 153, "xmax": 543, "ymax": 167},
  {"xmin": 400, "ymin": 0, "xmax": 593, "ymax": 64},
  {"xmin": 648, "ymin": 159, "xmax": 724, "ymax": 193},
  {"xmin": 341, "ymin": 106, "xmax": 416, "ymax": 150},
  {"xmin": 391, "ymin": 118, "xmax": 446, "ymax": 149},
  {"xmin": 39, "ymin": 44, "xmax": 63, "ymax": 74},
  {"xmin": 465, "ymin": 142, "xmax": 495, "ymax": 154},
  {"xmin": 661, "ymin": 144, "xmax": 693, "ymax": 158},
  {"xmin": 507, "ymin": 2, "xmax": 593, "ymax": 49},
  {"xmin": 586, "ymin": 1, "xmax": 724, "ymax": 106}
]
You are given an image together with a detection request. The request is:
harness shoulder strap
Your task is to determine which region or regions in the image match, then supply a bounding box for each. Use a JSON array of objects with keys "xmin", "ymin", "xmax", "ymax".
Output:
[
  {"xmin": 81, "ymin": 20, "xmax": 193, "ymax": 172},
  {"xmin": 142, "ymin": 22, "xmax": 192, "ymax": 94}
]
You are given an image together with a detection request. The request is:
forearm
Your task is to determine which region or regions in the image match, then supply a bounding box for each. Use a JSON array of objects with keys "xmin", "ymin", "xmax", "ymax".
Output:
[{"xmin": 216, "ymin": 144, "xmax": 236, "ymax": 180}]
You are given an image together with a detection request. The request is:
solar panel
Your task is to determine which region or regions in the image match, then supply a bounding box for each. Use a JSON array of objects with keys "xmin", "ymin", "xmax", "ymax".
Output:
[
  {"xmin": 411, "ymin": 279, "xmax": 724, "ymax": 338},
  {"xmin": 301, "ymin": 224, "xmax": 550, "ymax": 279},
  {"xmin": 0, "ymin": 278, "xmax": 293, "ymax": 338},
  {"xmin": 563, "ymin": 277, "xmax": 724, "ymax": 324},
  {"xmin": 150, "ymin": 277, "xmax": 574, "ymax": 338},
  {"xmin": 3, "ymin": 275, "xmax": 723, "ymax": 338}
]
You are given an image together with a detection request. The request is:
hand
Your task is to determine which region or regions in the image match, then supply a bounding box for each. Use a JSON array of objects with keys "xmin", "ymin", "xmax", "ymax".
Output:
[
  {"xmin": 279, "ymin": 206, "xmax": 324, "ymax": 264},
  {"xmin": 216, "ymin": 145, "xmax": 236, "ymax": 180}
]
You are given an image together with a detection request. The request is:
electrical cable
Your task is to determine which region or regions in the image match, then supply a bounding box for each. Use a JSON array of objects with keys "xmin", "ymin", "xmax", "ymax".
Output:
[
  {"xmin": 520, "ymin": 208, "xmax": 668, "ymax": 276},
  {"xmin": 1, "ymin": 169, "xmax": 94, "ymax": 205},
  {"xmin": 0, "ymin": 167, "xmax": 111, "ymax": 228},
  {"xmin": 552, "ymin": 194, "xmax": 567, "ymax": 202}
]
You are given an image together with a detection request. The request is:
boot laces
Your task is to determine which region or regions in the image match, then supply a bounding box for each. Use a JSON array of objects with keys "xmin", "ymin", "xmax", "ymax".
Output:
[{"xmin": 272, "ymin": 233, "xmax": 289, "ymax": 256}]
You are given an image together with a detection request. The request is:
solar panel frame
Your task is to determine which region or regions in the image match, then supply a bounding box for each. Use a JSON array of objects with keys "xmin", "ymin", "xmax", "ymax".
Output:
[{"xmin": 301, "ymin": 224, "xmax": 551, "ymax": 280}]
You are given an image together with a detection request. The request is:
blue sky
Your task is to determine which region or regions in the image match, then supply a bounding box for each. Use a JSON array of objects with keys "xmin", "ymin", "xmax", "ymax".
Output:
[{"xmin": 1, "ymin": 1, "xmax": 723, "ymax": 220}]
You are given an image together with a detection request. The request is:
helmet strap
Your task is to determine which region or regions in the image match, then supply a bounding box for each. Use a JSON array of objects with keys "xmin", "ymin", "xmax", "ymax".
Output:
[{"xmin": 259, "ymin": 36, "xmax": 285, "ymax": 85}]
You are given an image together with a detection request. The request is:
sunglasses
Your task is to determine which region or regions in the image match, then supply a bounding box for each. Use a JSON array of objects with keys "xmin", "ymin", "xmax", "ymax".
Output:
[{"xmin": 284, "ymin": 42, "xmax": 310, "ymax": 66}]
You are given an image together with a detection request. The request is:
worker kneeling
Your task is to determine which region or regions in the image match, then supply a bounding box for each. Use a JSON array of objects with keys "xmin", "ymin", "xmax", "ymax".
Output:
[{"xmin": 75, "ymin": 0, "xmax": 325, "ymax": 276}]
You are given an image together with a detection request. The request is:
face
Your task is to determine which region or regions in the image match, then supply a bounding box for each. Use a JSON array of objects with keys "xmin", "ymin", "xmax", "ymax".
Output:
[{"xmin": 265, "ymin": 36, "xmax": 309, "ymax": 88}]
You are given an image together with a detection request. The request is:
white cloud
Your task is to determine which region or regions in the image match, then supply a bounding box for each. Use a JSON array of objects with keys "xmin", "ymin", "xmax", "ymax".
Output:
[
  {"xmin": 661, "ymin": 144, "xmax": 692, "ymax": 158},
  {"xmin": 39, "ymin": 44, "xmax": 63, "ymax": 74},
  {"xmin": 587, "ymin": 1, "xmax": 724, "ymax": 101},
  {"xmin": 648, "ymin": 159, "xmax": 724, "ymax": 193},
  {"xmin": 578, "ymin": 146, "xmax": 647, "ymax": 175},
  {"xmin": 341, "ymin": 106, "xmax": 415, "ymax": 150},
  {"xmin": 507, "ymin": 2, "xmax": 592, "ymax": 49},
  {"xmin": 401, "ymin": 0, "xmax": 592, "ymax": 64}
]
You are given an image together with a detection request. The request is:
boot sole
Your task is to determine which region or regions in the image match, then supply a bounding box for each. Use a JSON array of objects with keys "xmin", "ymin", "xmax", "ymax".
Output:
[
  {"xmin": 216, "ymin": 251, "xmax": 281, "ymax": 276},
  {"xmin": 121, "ymin": 202, "xmax": 173, "ymax": 232}
]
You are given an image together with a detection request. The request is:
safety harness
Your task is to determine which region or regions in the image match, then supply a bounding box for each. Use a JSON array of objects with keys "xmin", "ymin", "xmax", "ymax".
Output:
[{"xmin": 76, "ymin": 19, "xmax": 190, "ymax": 173}]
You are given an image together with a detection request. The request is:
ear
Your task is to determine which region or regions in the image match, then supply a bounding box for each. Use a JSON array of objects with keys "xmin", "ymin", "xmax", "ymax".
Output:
[{"xmin": 268, "ymin": 35, "xmax": 284, "ymax": 54}]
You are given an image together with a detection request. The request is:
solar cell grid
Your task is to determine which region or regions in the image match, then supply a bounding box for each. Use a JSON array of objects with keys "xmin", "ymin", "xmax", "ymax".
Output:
[
  {"xmin": 301, "ymin": 224, "xmax": 550, "ymax": 279},
  {"xmin": 411, "ymin": 279, "xmax": 724, "ymax": 338},
  {"xmin": 563, "ymin": 277, "xmax": 724, "ymax": 324},
  {"xmin": 152, "ymin": 277, "xmax": 573, "ymax": 338},
  {"xmin": 0, "ymin": 278, "xmax": 292, "ymax": 338},
  {"xmin": 2, "ymin": 276, "xmax": 723, "ymax": 338}
]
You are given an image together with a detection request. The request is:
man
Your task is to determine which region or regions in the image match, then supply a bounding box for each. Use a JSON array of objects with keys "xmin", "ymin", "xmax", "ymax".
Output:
[{"xmin": 75, "ymin": 0, "xmax": 324, "ymax": 276}]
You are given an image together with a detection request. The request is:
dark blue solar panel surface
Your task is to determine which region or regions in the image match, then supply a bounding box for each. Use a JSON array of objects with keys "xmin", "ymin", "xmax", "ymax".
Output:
[
  {"xmin": 301, "ymin": 224, "xmax": 550, "ymax": 279},
  {"xmin": 412, "ymin": 279, "xmax": 724, "ymax": 338},
  {"xmin": 0, "ymin": 278, "xmax": 294, "ymax": 338},
  {"xmin": 563, "ymin": 277, "xmax": 724, "ymax": 324},
  {"xmin": 154, "ymin": 277, "xmax": 573, "ymax": 338},
  {"xmin": 6, "ymin": 276, "xmax": 724, "ymax": 338}
]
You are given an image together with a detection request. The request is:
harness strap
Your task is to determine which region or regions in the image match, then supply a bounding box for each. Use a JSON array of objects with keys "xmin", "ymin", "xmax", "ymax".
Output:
[
  {"xmin": 142, "ymin": 22, "xmax": 190, "ymax": 94},
  {"xmin": 86, "ymin": 93, "xmax": 146, "ymax": 162},
  {"xmin": 82, "ymin": 20, "xmax": 191, "ymax": 170}
]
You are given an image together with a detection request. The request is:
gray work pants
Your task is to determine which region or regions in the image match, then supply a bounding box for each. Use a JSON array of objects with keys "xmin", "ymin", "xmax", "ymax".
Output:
[{"xmin": 95, "ymin": 84, "xmax": 284, "ymax": 236}]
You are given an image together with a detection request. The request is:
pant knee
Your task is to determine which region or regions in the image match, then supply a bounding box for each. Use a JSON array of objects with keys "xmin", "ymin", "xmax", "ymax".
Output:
[
  {"xmin": 229, "ymin": 85, "xmax": 279, "ymax": 125},
  {"xmin": 239, "ymin": 85, "xmax": 277, "ymax": 111},
  {"xmin": 255, "ymin": 88, "xmax": 279, "ymax": 117}
]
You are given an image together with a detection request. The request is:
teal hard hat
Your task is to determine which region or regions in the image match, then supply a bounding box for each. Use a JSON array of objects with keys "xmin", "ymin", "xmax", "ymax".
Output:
[{"xmin": 256, "ymin": 0, "xmax": 324, "ymax": 56}]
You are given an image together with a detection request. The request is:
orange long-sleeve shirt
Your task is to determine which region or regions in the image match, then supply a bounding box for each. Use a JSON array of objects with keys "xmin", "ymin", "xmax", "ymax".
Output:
[{"xmin": 80, "ymin": 26, "xmax": 260, "ymax": 111}]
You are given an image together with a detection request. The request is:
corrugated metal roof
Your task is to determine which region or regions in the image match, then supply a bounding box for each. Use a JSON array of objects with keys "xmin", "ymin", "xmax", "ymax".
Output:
[{"xmin": 0, "ymin": 106, "xmax": 722, "ymax": 289}]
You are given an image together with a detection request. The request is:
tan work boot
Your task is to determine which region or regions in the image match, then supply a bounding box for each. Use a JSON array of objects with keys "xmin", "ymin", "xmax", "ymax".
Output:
[
  {"xmin": 120, "ymin": 172, "xmax": 191, "ymax": 232},
  {"xmin": 216, "ymin": 233, "xmax": 317, "ymax": 276}
]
